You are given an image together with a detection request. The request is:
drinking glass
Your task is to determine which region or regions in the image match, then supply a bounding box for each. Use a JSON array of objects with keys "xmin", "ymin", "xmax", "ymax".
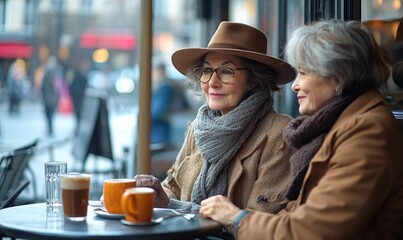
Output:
[{"xmin": 45, "ymin": 161, "xmax": 67, "ymax": 206}]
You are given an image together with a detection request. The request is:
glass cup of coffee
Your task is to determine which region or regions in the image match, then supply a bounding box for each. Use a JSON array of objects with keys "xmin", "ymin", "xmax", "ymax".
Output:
[{"xmin": 61, "ymin": 173, "xmax": 91, "ymax": 221}]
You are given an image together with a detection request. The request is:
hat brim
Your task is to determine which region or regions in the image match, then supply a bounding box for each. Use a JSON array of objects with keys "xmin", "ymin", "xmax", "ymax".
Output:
[{"xmin": 171, "ymin": 48, "xmax": 295, "ymax": 85}]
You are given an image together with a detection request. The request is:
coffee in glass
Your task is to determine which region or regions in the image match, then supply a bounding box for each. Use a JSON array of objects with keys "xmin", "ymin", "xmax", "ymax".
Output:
[{"xmin": 61, "ymin": 173, "xmax": 91, "ymax": 221}]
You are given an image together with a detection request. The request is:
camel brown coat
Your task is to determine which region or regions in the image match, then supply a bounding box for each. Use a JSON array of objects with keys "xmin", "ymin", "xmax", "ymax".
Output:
[
  {"xmin": 161, "ymin": 109, "xmax": 294, "ymax": 213},
  {"xmin": 236, "ymin": 90, "xmax": 403, "ymax": 240}
]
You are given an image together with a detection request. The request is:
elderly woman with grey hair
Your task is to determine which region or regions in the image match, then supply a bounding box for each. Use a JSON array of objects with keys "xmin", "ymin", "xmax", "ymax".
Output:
[
  {"xmin": 200, "ymin": 19, "xmax": 403, "ymax": 240},
  {"xmin": 133, "ymin": 21, "xmax": 295, "ymax": 216}
]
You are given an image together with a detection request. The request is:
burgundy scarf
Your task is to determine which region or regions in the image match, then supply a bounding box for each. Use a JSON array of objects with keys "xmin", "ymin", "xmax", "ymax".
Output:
[{"xmin": 283, "ymin": 92, "xmax": 361, "ymax": 200}]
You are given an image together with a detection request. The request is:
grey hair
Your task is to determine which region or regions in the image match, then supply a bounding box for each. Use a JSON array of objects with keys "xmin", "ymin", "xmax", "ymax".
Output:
[
  {"xmin": 285, "ymin": 19, "xmax": 390, "ymax": 94},
  {"xmin": 183, "ymin": 55, "xmax": 280, "ymax": 99}
]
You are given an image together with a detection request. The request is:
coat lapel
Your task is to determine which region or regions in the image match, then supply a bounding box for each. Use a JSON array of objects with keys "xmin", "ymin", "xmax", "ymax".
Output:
[
  {"xmin": 227, "ymin": 110, "xmax": 276, "ymax": 191},
  {"xmin": 297, "ymin": 90, "xmax": 385, "ymax": 204}
]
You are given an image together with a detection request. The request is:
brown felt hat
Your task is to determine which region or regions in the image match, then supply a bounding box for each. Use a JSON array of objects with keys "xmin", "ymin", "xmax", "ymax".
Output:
[{"xmin": 171, "ymin": 21, "xmax": 295, "ymax": 85}]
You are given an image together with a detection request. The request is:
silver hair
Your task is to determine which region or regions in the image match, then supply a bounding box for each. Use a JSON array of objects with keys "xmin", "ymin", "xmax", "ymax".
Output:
[{"xmin": 285, "ymin": 19, "xmax": 390, "ymax": 94}]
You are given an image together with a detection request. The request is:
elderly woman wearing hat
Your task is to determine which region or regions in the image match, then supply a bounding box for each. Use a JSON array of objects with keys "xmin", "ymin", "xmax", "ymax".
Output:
[{"xmin": 134, "ymin": 21, "xmax": 295, "ymax": 214}]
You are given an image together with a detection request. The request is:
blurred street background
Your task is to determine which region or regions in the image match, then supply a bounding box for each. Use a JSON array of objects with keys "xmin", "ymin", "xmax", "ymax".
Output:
[
  {"xmin": 0, "ymin": 94, "xmax": 195, "ymax": 201},
  {"xmin": 0, "ymin": 95, "xmax": 135, "ymax": 201}
]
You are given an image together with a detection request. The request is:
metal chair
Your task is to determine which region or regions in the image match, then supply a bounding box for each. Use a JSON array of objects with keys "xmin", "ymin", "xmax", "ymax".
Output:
[
  {"xmin": 0, "ymin": 140, "xmax": 37, "ymax": 204},
  {"xmin": 0, "ymin": 180, "xmax": 30, "ymax": 240},
  {"xmin": 0, "ymin": 180, "xmax": 30, "ymax": 209}
]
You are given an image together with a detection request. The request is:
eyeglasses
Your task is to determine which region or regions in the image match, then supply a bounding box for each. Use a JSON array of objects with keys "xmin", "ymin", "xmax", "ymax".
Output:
[{"xmin": 193, "ymin": 67, "xmax": 248, "ymax": 83}]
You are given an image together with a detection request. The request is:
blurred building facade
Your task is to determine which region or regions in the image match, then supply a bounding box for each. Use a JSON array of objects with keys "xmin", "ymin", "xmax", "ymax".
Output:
[{"xmin": 1, "ymin": 0, "xmax": 402, "ymax": 111}]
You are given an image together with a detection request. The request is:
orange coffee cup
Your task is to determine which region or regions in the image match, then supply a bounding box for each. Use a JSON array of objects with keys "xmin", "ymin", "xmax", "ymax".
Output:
[
  {"xmin": 121, "ymin": 187, "xmax": 155, "ymax": 223},
  {"xmin": 103, "ymin": 179, "xmax": 136, "ymax": 214}
]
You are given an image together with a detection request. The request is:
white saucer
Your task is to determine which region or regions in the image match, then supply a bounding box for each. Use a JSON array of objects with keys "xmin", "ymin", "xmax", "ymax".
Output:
[
  {"xmin": 93, "ymin": 209, "xmax": 124, "ymax": 219},
  {"xmin": 121, "ymin": 219, "xmax": 159, "ymax": 226}
]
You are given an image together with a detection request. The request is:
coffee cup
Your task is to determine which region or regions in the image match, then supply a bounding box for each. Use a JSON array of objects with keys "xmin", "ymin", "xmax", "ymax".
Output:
[
  {"xmin": 61, "ymin": 173, "xmax": 91, "ymax": 221},
  {"xmin": 103, "ymin": 178, "xmax": 136, "ymax": 214},
  {"xmin": 121, "ymin": 187, "xmax": 155, "ymax": 223}
]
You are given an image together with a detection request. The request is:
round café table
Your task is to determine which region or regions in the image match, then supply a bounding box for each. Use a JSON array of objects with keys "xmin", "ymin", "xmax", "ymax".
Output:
[{"xmin": 0, "ymin": 203, "xmax": 222, "ymax": 240}]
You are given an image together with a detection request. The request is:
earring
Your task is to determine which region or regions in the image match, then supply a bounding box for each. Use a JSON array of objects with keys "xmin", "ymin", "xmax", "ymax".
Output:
[{"xmin": 335, "ymin": 89, "xmax": 342, "ymax": 96}]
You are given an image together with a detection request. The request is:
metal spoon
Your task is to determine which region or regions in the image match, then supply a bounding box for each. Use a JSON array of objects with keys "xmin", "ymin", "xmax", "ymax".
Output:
[
  {"xmin": 153, "ymin": 213, "xmax": 184, "ymax": 223},
  {"xmin": 183, "ymin": 213, "xmax": 196, "ymax": 221},
  {"xmin": 170, "ymin": 209, "xmax": 196, "ymax": 221},
  {"xmin": 93, "ymin": 206, "xmax": 196, "ymax": 221},
  {"xmin": 154, "ymin": 213, "xmax": 196, "ymax": 223}
]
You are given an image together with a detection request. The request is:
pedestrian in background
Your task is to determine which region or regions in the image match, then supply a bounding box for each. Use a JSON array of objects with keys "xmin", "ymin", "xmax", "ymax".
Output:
[
  {"xmin": 67, "ymin": 57, "xmax": 90, "ymax": 133},
  {"xmin": 151, "ymin": 63, "xmax": 175, "ymax": 145},
  {"xmin": 6, "ymin": 59, "xmax": 27, "ymax": 114},
  {"xmin": 41, "ymin": 56, "xmax": 63, "ymax": 136}
]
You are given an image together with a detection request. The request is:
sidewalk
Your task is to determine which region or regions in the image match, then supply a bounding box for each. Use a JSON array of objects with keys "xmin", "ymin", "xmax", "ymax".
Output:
[
  {"xmin": 0, "ymin": 98, "xmax": 136, "ymax": 201},
  {"xmin": 0, "ymin": 95, "xmax": 193, "ymax": 203}
]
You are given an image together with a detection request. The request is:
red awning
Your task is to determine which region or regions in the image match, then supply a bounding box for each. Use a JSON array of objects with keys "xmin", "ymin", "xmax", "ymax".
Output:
[
  {"xmin": 0, "ymin": 42, "xmax": 33, "ymax": 58},
  {"xmin": 80, "ymin": 32, "xmax": 136, "ymax": 50}
]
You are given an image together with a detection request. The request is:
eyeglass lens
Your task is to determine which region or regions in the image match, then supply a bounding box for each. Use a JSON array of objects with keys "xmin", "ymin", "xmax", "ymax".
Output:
[{"xmin": 197, "ymin": 67, "xmax": 237, "ymax": 83}]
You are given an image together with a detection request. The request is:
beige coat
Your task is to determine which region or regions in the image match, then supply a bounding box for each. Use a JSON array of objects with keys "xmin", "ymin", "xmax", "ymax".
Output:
[
  {"xmin": 161, "ymin": 109, "xmax": 294, "ymax": 213},
  {"xmin": 237, "ymin": 90, "xmax": 403, "ymax": 240}
]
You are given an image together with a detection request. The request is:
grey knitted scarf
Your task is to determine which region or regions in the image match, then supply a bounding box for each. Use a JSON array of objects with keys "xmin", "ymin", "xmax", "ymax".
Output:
[
  {"xmin": 283, "ymin": 91, "xmax": 361, "ymax": 200},
  {"xmin": 191, "ymin": 88, "xmax": 272, "ymax": 205}
]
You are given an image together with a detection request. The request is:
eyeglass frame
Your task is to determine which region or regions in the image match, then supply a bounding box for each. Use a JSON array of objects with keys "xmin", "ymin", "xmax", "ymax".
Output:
[{"xmin": 193, "ymin": 67, "xmax": 249, "ymax": 83}]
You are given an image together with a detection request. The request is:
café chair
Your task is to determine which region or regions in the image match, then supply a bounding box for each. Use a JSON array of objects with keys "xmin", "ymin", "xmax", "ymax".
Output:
[
  {"xmin": 0, "ymin": 180, "xmax": 30, "ymax": 240},
  {"xmin": 0, "ymin": 180, "xmax": 30, "ymax": 209},
  {"xmin": 0, "ymin": 140, "xmax": 37, "ymax": 204}
]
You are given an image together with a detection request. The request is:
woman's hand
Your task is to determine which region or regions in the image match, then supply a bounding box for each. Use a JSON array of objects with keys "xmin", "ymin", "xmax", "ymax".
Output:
[
  {"xmin": 134, "ymin": 174, "xmax": 169, "ymax": 208},
  {"xmin": 200, "ymin": 195, "xmax": 242, "ymax": 226}
]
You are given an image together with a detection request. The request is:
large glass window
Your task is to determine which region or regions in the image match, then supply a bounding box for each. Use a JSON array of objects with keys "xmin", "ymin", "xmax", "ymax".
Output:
[
  {"xmin": 0, "ymin": 0, "xmax": 200, "ymax": 200},
  {"xmin": 362, "ymin": 0, "xmax": 403, "ymax": 46},
  {"xmin": 254, "ymin": 0, "xmax": 304, "ymax": 117},
  {"xmin": 362, "ymin": 1, "xmax": 403, "ymax": 109}
]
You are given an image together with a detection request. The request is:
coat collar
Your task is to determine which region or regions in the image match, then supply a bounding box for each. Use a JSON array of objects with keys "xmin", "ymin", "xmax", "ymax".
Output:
[
  {"xmin": 334, "ymin": 90, "xmax": 385, "ymax": 130},
  {"xmin": 312, "ymin": 90, "xmax": 385, "ymax": 163}
]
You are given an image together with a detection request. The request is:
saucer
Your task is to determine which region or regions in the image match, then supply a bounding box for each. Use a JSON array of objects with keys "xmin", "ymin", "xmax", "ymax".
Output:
[
  {"xmin": 93, "ymin": 209, "xmax": 124, "ymax": 219},
  {"xmin": 121, "ymin": 219, "xmax": 159, "ymax": 226}
]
